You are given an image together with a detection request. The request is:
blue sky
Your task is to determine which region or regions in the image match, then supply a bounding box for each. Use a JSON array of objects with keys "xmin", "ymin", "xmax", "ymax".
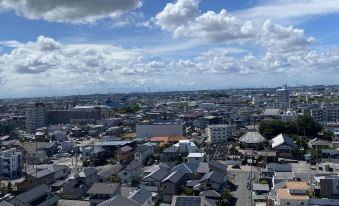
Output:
[{"xmin": 0, "ymin": 0, "xmax": 338, "ymax": 97}]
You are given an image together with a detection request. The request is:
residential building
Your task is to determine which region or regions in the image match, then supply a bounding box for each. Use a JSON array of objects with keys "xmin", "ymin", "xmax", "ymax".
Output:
[
  {"xmin": 187, "ymin": 153, "xmax": 205, "ymax": 165},
  {"xmin": 276, "ymin": 86, "xmax": 290, "ymax": 108},
  {"xmin": 272, "ymin": 181, "xmax": 310, "ymax": 206},
  {"xmin": 141, "ymin": 167, "xmax": 169, "ymax": 192},
  {"xmin": 26, "ymin": 103, "xmax": 46, "ymax": 133},
  {"xmin": 0, "ymin": 148, "xmax": 22, "ymax": 179},
  {"xmin": 161, "ymin": 171, "xmax": 186, "ymax": 203},
  {"xmin": 87, "ymin": 183, "xmax": 121, "ymax": 206},
  {"xmin": 118, "ymin": 160, "xmax": 142, "ymax": 185},
  {"xmin": 134, "ymin": 145, "xmax": 154, "ymax": 164},
  {"xmin": 8, "ymin": 184, "xmax": 60, "ymax": 206},
  {"xmin": 206, "ymin": 124, "xmax": 231, "ymax": 143},
  {"xmin": 127, "ymin": 188, "xmax": 152, "ymax": 206},
  {"xmin": 118, "ymin": 146, "xmax": 133, "ymax": 163},
  {"xmin": 136, "ymin": 121, "xmax": 184, "ymax": 139}
]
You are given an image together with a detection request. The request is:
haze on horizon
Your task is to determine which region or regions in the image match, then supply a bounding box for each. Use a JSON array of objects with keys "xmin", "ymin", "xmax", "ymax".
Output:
[{"xmin": 0, "ymin": 0, "xmax": 339, "ymax": 97}]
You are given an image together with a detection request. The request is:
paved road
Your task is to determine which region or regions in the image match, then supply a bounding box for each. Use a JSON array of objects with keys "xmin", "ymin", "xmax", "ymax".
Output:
[{"xmin": 230, "ymin": 171, "xmax": 252, "ymax": 206}]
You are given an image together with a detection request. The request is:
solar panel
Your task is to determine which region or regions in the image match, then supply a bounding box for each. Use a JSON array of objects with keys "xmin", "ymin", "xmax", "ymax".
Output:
[{"xmin": 175, "ymin": 197, "xmax": 201, "ymax": 206}]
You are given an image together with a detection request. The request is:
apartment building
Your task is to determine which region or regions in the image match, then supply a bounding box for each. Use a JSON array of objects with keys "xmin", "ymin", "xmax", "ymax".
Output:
[
  {"xmin": 0, "ymin": 148, "xmax": 22, "ymax": 179},
  {"xmin": 206, "ymin": 124, "xmax": 232, "ymax": 143},
  {"xmin": 26, "ymin": 102, "xmax": 46, "ymax": 133}
]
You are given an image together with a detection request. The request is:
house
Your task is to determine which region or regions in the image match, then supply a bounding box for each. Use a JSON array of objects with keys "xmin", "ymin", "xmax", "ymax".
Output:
[
  {"xmin": 239, "ymin": 131, "xmax": 266, "ymax": 148},
  {"xmin": 161, "ymin": 171, "xmax": 186, "ymax": 203},
  {"xmin": 118, "ymin": 146, "xmax": 134, "ymax": 163},
  {"xmin": 16, "ymin": 168, "xmax": 55, "ymax": 192},
  {"xmin": 198, "ymin": 171, "xmax": 227, "ymax": 191},
  {"xmin": 141, "ymin": 167, "xmax": 169, "ymax": 192},
  {"xmin": 97, "ymin": 163, "xmax": 122, "ymax": 182},
  {"xmin": 141, "ymin": 168, "xmax": 169, "ymax": 192},
  {"xmin": 171, "ymin": 196, "xmax": 206, "ymax": 206},
  {"xmin": 87, "ymin": 183, "xmax": 121, "ymax": 206},
  {"xmin": 63, "ymin": 167, "xmax": 98, "ymax": 199},
  {"xmin": 199, "ymin": 190, "xmax": 221, "ymax": 206},
  {"xmin": 171, "ymin": 163, "xmax": 198, "ymax": 180},
  {"xmin": 208, "ymin": 160, "xmax": 228, "ymax": 174},
  {"xmin": 187, "ymin": 153, "xmax": 205, "ymax": 165},
  {"xmin": 118, "ymin": 160, "xmax": 142, "ymax": 185},
  {"xmin": 196, "ymin": 162, "xmax": 210, "ymax": 179},
  {"xmin": 163, "ymin": 146, "xmax": 179, "ymax": 162},
  {"xmin": 319, "ymin": 175, "xmax": 339, "ymax": 198},
  {"xmin": 271, "ymin": 134, "xmax": 296, "ymax": 156},
  {"xmin": 252, "ymin": 183, "xmax": 270, "ymax": 201},
  {"xmin": 97, "ymin": 195, "xmax": 140, "ymax": 206},
  {"xmin": 8, "ymin": 184, "xmax": 60, "ymax": 206},
  {"xmin": 271, "ymin": 181, "xmax": 310, "ymax": 206},
  {"xmin": 128, "ymin": 188, "xmax": 153, "ymax": 206},
  {"xmin": 134, "ymin": 145, "xmax": 154, "ymax": 164}
]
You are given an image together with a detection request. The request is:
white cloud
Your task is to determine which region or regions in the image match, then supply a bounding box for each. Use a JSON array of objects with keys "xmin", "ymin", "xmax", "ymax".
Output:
[
  {"xmin": 154, "ymin": 0, "xmax": 256, "ymax": 42},
  {"xmin": 154, "ymin": 0, "xmax": 199, "ymax": 31},
  {"xmin": 0, "ymin": 0, "xmax": 142, "ymax": 23},
  {"xmin": 261, "ymin": 20, "xmax": 315, "ymax": 53},
  {"xmin": 234, "ymin": 0, "xmax": 339, "ymax": 24}
]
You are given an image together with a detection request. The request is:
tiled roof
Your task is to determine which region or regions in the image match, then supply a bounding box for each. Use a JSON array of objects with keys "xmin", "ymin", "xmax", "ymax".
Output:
[
  {"xmin": 276, "ymin": 189, "xmax": 309, "ymax": 200},
  {"xmin": 286, "ymin": 181, "xmax": 308, "ymax": 190}
]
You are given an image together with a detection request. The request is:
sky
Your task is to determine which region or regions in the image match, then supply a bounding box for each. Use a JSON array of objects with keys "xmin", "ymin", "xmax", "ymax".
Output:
[{"xmin": 0, "ymin": 0, "xmax": 339, "ymax": 97}]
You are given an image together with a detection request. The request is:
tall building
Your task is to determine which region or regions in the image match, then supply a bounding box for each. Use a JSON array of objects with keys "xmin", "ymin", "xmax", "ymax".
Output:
[
  {"xmin": 0, "ymin": 148, "xmax": 22, "ymax": 179},
  {"xmin": 276, "ymin": 85, "xmax": 290, "ymax": 108},
  {"xmin": 206, "ymin": 124, "xmax": 232, "ymax": 143},
  {"xmin": 26, "ymin": 103, "xmax": 46, "ymax": 133}
]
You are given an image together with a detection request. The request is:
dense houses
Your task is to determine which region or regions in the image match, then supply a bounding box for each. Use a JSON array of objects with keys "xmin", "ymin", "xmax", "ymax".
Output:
[{"xmin": 0, "ymin": 85, "xmax": 339, "ymax": 206}]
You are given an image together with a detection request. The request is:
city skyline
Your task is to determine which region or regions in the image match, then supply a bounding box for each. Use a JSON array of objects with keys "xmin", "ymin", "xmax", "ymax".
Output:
[{"xmin": 0, "ymin": 0, "xmax": 339, "ymax": 97}]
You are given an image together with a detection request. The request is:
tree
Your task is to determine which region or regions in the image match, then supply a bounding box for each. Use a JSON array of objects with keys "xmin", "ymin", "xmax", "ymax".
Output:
[
  {"xmin": 296, "ymin": 114, "xmax": 322, "ymax": 137},
  {"xmin": 180, "ymin": 186, "xmax": 193, "ymax": 196},
  {"xmin": 323, "ymin": 131, "xmax": 334, "ymax": 141}
]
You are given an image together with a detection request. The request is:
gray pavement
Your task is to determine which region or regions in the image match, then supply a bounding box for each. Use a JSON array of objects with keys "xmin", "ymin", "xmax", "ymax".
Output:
[{"xmin": 230, "ymin": 171, "xmax": 252, "ymax": 206}]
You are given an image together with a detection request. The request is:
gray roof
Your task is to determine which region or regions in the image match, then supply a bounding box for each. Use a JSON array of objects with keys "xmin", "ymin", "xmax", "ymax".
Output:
[
  {"xmin": 266, "ymin": 163, "xmax": 292, "ymax": 172},
  {"xmin": 97, "ymin": 163, "xmax": 122, "ymax": 178},
  {"xmin": 98, "ymin": 195, "xmax": 140, "ymax": 206},
  {"xmin": 0, "ymin": 201, "xmax": 13, "ymax": 206},
  {"xmin": 239, "ymin": 132, "xmax": 266, "ymax": 144},
  {"xmin": 143, "ymin": 167, "xmax": 169, "ymax": 182},
  {"xmin": 79, "ymin": 167, "xmax": 98, "ymax": 177},
  {"xmin": 197, "ymin": 162, "xmax": 210, "ymax": 174},
  {"xmin": 87, "ymin": 183, "xmax": 120, "ymax": 195},
  {"xmin": 161, "ymin": 171, "xmax": 185, "ymax": 184},
  {"xmin": 208, "ymin": 160, "xmax": 227, "ymax": 172},
  {"xmin": 172, "ymin": 163, "xmax": 198, "ymax": 174},
  {"xmin": 199, "ymin": 171, "xmax": 225, "ymax": 184},
  {"xmin": 128, "ymin": 188, "xmax": 152, "ymax": 205},
  {"xmin": 252, "ymin": 183, "xmax": 269, "ymax": 191},
  {"xmin": 163, "ymin": 146, "xmax": 178, "ymax": 153},
  {"xmin": 15, "ymin": 184, "xmax": 49, "ymax": 203},
  {"xmin": 124, "ymin": 160, "xmax": 142, "ymax": 172},
  {"xmin": 29, "ymin": 168, "xmax": 54, "ymax": 178},
  {"xmin": 199, "ymin": 190, "xmax": 221, "ymax": 198},
  {"xmin": 120, "ymin": 146, "xmax": 133, "ymax": 152}
]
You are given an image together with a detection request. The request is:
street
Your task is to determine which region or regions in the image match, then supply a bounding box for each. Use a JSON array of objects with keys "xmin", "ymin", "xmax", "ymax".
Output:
[{"xmin": 229, "ymin": 171, "xmax": 252, "ymax": 206}]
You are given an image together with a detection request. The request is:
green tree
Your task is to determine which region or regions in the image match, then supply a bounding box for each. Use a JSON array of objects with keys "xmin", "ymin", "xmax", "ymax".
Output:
[
  {"xmin": 296, "ymin": 114, "xmax": 322, "ymax": 137},
  {"xmin": 180, "ymin": 186, "xmax": 193, "ymax": 196},
  {"xmin": 323, "ymin": 131, "xmax": 334, "ymax": 141}
]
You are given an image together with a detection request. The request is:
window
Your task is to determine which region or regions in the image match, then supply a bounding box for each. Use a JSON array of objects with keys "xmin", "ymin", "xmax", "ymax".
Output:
[
  {"xmin": 286, "ymin": 202, "xmax": 290, "ymax": 205},
  {"xmin": 124, "ymin": 172, "xmax": 127, "ymax": 176},
  {"xmin": 301, "ymin": 202, "xmax": 304, "ymax": 205}
]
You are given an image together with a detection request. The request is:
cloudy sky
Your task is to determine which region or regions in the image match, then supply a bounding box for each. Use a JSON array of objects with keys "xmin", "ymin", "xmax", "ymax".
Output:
[{"xmin": 0, "ymin": 0, "xmax": 339, "ymax": 97}]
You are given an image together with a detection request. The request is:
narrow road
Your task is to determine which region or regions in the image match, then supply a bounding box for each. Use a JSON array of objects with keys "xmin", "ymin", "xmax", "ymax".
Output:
[{"xmin": 229, "ymin": 171, "xmax": 252, "ymax": 206}]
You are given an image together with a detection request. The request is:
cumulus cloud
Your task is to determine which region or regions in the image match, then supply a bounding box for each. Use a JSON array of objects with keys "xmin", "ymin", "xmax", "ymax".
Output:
[
  {"xmin": 261, "ymin": 20, "xmax": 315, "ymax": 53},
  {"xmin": 155, "ymin": 0, "xmax": 255, "ymax": 42},
  {"xmin": 0, "ymin": 0, "xmax": 142, "ymax": 23}
]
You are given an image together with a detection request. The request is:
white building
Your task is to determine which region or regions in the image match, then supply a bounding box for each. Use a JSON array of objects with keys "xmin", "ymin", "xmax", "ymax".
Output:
[
  {"xmin": 281, "ymin": 110, "xmax": 299, "ymax": 122},
  {"xmin": 187, "ymin": 153, "xmax": 205, "ymax": 165},
  {"xmin": 206, "ymin": 124, "xmax": 232, "ymax": 143},
  {"xmin": 0, "ymin": 148, "xmax": 22, "ymax": 179},
  {"xmin": 136, "ymin": 121, "xmax": 184, "ymax": 138},
  {"xmin": 276, "ymin": 85, "xmax": 290, "ymax": 108},
  {"xmin": 26, "ymin": 103, "xmax": 46, "ymax": 133}
]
